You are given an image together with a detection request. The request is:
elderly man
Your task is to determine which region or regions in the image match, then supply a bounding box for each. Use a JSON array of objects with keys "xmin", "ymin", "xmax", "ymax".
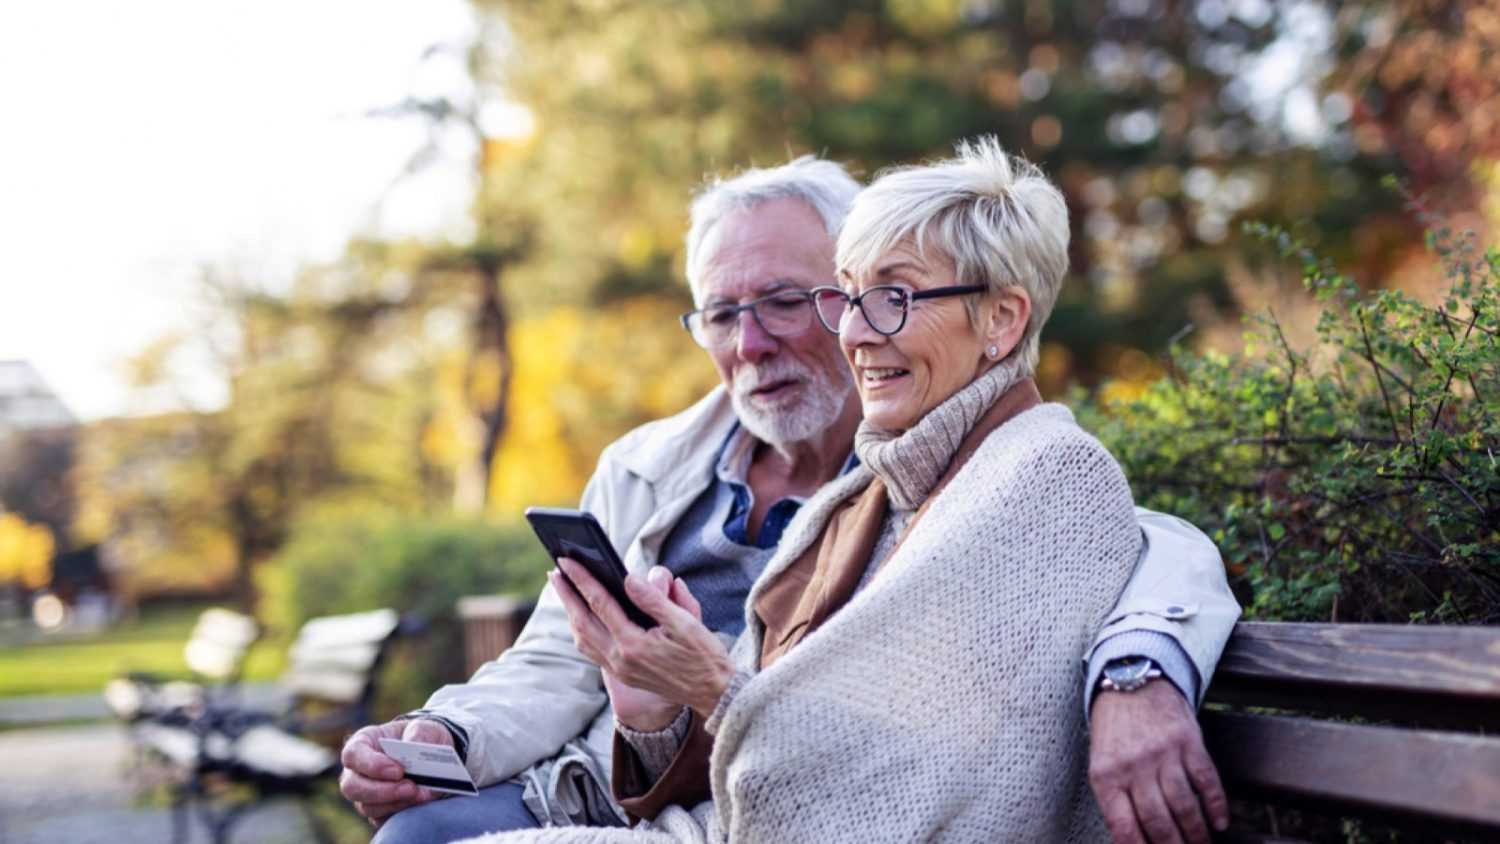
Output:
[{"xmin": 340, "ymin": 156, "xmax": 1240, "ymax": 844}]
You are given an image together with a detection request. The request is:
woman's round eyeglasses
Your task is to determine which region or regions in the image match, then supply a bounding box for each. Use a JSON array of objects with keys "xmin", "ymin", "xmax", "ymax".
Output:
[{"xmin": 810, "ymin": 284, "xmax": 987, "ymax": 337}]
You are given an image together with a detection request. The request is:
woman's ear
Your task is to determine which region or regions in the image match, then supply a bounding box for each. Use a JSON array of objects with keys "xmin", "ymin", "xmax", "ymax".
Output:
[{"xmin": 982, "ymin": 286, "xmax": 1031, "ymax": 360}]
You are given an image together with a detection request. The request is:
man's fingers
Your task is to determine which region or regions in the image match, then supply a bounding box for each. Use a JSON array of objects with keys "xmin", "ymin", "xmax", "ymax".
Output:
[
  {"xmin": 357, "ymin": 796, "xmax": 414, "ymax": 822},
  {"xmin": 557, "ymin": 558, "xmax": 638, "ymax": 636},
  {"xmin": 1130, "ymin": 781, "xmax": 1186, "ymax": 844},
  {"xmin": 1188, "ymin": 752, "xmax": 1224, "ymax": 833},
  {"xmin": 341, "ymin": 728, "xmax": 404, "ymax": 781},
  {"xmin": 340, "ymin": 770, "xmax": 417, "ymax": 805},
  {"xmin": 1159, "ymin": 764, "xmax": 1211, "ymax": 844},
  {"xmin": 1097, "ymin": 787, "xmax": 1146, "ymax": 844},
  {"xmin": 400, "ymin": 719, "xmax": 451, "ymax": 746},
  {"xmin": 1182, "ymin": 741, "xmax": 1229, "ymax": 831}
]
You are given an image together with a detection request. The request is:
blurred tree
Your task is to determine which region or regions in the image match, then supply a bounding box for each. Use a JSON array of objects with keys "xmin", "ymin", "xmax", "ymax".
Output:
[
  {"xmin": 75, "ymin": 263, "xmax": 452, "ymax": 604},
  {"xmin": 0, "ymin": 429, "xmax": 74, "ymax": 545},
  {"xmin": 468, "ymin": 0, "xmax": 1496, "ymax": 385},
  {"xmin": 0, "ymin": 511, "xmax": 54, "ymax": 592},
  {"xmin": 488, "ymin": 299, "xmax": 718, "ymax": 516}
]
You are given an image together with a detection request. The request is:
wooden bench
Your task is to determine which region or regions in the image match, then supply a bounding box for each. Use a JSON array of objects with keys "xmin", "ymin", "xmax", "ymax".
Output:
[
  {"xmin": 104, "ymin": 607, "xmax": 261, "ymax": 724},
  {"xmin": 132, "ymin": 607, "xmax": 407, "ymax": 844},
  {"xmin": 1202, "ymin": 622, "xmax": 1500, "ymax": 842}
]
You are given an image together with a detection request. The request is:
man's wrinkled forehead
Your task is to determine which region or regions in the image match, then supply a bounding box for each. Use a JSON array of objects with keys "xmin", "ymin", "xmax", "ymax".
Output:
[{"xmin": 691, "ymin": 200, "xmax": 837, "ymax": 305}]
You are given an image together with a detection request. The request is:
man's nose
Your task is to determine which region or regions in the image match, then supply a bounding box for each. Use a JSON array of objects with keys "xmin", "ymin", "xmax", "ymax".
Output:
[{"xmin": 735, "ymin": 309, "xmax": 778, "ymax": 362}]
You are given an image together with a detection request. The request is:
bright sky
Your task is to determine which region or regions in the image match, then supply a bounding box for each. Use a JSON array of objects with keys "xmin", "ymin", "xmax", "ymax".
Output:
[{"xmin": 0, "ymin": 1, "xmax": 480, "ymax": 421}]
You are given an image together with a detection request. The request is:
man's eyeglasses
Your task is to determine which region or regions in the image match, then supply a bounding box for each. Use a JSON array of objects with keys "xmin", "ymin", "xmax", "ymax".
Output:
[
  {"xmin": 810, "ymin": 284, "xmax": 987, "ymax": 337},
  {"xmin": 680, "ymin": 289, "xmax": 820, "ymax": 350}
]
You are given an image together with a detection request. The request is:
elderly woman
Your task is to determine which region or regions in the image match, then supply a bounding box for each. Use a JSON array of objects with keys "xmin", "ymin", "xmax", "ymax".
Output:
[{"xmin": 472, "ymin": 137, "xmax": 1137, "ymax": 843}]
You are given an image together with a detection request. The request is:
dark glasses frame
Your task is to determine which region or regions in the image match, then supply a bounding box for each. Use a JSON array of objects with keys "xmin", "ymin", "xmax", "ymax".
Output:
[{"xmin": 810, "ymin": 284, "xmax": 987, "ymax": 336}]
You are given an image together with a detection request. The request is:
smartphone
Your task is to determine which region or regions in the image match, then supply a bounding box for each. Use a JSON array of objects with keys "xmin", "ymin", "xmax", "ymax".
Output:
[{"xmin": 523, "ymin": 506, "xmax": 657, "ymax": 629}]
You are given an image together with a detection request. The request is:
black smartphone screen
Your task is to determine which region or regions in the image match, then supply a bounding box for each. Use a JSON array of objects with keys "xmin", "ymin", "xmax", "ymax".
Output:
[{"xmin": 523, "ymin": 506, "xmax": 657, "ymax": 629}]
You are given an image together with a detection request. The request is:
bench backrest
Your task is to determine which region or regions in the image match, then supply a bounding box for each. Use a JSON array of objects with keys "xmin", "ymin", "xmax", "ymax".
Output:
[
  {"xmin": 182, "ymin": 607, "xmax": 261, "ymax": 683},
  {"xmin": 1203, "ymin": 622, "xmax": 1500, "ymax": 837},
  {"xmin": 279, "ymin": 608, "xmax": 402, "ymax": 720}
]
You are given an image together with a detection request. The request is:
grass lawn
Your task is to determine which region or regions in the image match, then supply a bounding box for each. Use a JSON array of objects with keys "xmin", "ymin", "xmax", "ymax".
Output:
[{"xmin": 0, "ymin": 602, "xmax": 285, "ymax": 698}]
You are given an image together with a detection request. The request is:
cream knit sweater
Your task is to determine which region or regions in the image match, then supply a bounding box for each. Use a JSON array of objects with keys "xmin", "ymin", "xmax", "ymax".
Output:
[{"xmin": 465, "ymin": 361, "xmax": 1140, "ymax": 843}]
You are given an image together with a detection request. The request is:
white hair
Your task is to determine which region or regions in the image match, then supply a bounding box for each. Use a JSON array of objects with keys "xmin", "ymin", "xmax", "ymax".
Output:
[
  {"xmin": 684, "ymin": 156, "xmax": 862, "ymax": 305},
  {"xmin": 835, "ymin": 136, "xmax": 1070, "ymax": 373}
]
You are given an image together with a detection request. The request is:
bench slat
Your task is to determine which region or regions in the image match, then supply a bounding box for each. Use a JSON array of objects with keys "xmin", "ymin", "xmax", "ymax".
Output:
[
  {"xmin": 1202, "ymin": 711, "xmax": 1500, "ymax": 833},
  {"xmin": 292, "ymin": 609, "xmax": 399, "ymax": 651},
  {"xmin": 1207, "ymin": 622, "xmax": 1500, "ymax": 729}
]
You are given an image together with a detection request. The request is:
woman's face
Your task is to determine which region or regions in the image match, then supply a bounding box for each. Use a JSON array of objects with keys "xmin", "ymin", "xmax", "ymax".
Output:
[{"xmin": 838, "ymin": 243, "xmax": 993, "ymax": 432}]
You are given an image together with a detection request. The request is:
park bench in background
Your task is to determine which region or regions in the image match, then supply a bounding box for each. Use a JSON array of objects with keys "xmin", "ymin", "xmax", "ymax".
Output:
[
  {"xmin": 130, "ymin": 607, "xmax": 408, "ymax": 844},
  {"xmin": 457, "ymin": 594, "xmax": 535, "ymax": 676},
  {"xmin": 103, "ymin": 607, "xmax": 261, "ymax": 725},
  {"xmin": 1202, "ymin": 622, "xmax": 1500, "ymax": 842}
]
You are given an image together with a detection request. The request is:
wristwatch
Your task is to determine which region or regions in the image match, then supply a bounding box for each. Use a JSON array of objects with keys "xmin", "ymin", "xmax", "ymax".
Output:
[{"xmin": 1099, "ymin": 656, "xmax": 1163, "ymax": 693}]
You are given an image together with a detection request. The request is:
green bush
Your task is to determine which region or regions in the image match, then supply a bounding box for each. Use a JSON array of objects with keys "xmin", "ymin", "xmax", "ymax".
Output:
[
  {"xmin": 1075, "ymin": 217, "xmax": 1499, "ymax": 624},
  {"xmin": 259, "ymin": 511, "xmax": 551, "ymax": 715}
]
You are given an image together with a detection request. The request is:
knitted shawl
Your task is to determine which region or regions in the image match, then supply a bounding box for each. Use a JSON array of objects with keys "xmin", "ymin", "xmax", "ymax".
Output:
[{"xmin": 465, "ymin": 362, "xmax": 1140, "ymax": 844}]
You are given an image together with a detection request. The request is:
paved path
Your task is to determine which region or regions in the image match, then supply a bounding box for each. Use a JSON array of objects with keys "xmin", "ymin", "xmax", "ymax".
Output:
[{"xmin": 0, "ymin": 723, "xmax": 323, "ymax": 843}]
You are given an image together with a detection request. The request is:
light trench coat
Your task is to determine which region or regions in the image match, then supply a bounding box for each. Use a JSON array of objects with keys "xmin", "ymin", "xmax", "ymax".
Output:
[{"xmin": 422, "ymin": 386, "xmax": 1241, "ymax": 825}]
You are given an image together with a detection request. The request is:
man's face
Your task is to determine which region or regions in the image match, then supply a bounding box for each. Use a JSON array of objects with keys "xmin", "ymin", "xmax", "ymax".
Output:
[{"xmin": 694, "ymin": 198, "xmax": 854, "ymax": 446}]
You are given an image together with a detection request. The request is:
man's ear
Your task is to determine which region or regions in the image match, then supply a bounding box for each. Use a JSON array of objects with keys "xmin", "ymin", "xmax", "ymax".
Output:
[{"xmin": 982, "ymin": 286, "xmax": 1031, "ymax": 360}]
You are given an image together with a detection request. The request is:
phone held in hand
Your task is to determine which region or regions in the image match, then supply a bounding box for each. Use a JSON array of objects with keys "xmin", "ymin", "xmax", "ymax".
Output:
[{"xmin": 524, "ymin": 506, "xmax": 658, "ymax": 629}]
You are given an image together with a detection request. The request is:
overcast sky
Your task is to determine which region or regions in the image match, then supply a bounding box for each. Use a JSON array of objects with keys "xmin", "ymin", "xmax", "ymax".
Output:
[{"xmin": 0, "ymin": 1, "xmax": 480, "ymax": 421}]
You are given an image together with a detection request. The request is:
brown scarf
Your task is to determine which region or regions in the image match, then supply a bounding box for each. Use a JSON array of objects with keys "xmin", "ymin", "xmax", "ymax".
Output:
[{"xmin": 754, "ymin": 376, "xmax": 1042, "ymax": 669}]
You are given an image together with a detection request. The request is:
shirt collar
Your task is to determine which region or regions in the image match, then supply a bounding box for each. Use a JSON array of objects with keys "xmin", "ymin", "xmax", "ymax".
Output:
[{"xmin": 714, "ymin": 422, "xmax": 861, "ymax": 489}]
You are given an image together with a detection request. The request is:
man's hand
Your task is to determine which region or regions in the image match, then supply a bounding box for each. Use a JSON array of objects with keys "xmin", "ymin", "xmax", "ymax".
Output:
[
  {"xmin": 551, "ymin": 559, "xmax": 735, "ymax": 718},
  {"xmin": 339, "ymin": 718, "xmax": 451, "ymax": 827},
  {"xmin": 1088, "ymin": 678, "xmax": 1229, "ymax": 844}
]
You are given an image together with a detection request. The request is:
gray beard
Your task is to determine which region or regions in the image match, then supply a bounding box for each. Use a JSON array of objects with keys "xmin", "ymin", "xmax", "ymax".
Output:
[{"xmin": 730, "ymin": 360, "xmax": 853, "ymax": 448}]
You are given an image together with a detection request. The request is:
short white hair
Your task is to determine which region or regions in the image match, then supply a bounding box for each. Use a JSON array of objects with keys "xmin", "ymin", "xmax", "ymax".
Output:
[
  {"xmin": 835, "ymin": 136, "xmax": 1070, "ymax": 373},
  {"xmin": 684, "ymin": 156, "xmax": 862, "ymax": 305}
]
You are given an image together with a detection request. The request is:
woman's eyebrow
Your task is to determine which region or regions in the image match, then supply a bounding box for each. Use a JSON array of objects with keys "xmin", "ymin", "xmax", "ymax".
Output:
[{"xmin": 875, "ymin": 260, "xmax": 924, "ymax": 277}]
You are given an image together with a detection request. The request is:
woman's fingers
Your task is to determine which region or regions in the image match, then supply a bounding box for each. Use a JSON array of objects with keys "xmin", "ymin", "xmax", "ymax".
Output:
[
  {"xmin": 548, "ymin": 569, "xmax": 614, "ymax": 663},
  {"xmin": 624, "ymin": 571, "xmax": 699, "ymax": 631},
  {"xmin": 556, "ymin": 558, "xmax": 638, "ymax": 637},
  {"xmin": 669, "ymin": 574, "xmax": 703, "ymax": 621},
  {"xmin": 645, "ymin": 565, "xmax": 674, "ymax": 593}
]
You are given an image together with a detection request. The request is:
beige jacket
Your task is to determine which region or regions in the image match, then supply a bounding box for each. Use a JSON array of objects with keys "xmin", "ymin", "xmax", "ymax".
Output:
[{"xmin": 422, "ymin": 386, "xmax": 1240, "ymax": 822}]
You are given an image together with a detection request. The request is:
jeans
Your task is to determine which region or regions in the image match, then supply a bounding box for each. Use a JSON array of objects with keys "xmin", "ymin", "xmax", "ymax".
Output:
[{"xmin": 371, "ymin": 782, "xmax": 541, "ymax": 844}]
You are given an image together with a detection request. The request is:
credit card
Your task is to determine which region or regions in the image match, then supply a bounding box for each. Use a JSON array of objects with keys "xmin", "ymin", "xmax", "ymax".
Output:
[{"xmin": 378, "ymin": 738, "xmax": 479, "ymax": 797}]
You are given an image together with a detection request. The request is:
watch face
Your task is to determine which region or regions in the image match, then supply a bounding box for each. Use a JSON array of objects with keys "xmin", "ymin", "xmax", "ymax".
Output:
[{"xmin": 1104, "ymin": 657, "xmax": 1153, "ymax": 686}]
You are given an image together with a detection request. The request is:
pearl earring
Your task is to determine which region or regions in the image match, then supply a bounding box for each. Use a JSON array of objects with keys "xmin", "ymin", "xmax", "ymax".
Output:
[{"xmin": 986, "ymin": 345, "xmax": 1000, "ymax": 359}]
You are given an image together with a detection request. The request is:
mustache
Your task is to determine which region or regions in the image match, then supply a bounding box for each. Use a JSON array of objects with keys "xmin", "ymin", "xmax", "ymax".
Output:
[{"xmin": 734, "ymin": 360, "xmax": 812, "ymax": 394}]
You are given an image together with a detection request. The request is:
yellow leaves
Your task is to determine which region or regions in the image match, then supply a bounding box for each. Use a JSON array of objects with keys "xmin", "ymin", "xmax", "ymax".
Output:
[
  {"xmin": 886, "ymin": 0, "xmax": 964, "ymax": 37},
  {"xmin": 0, "ymin": 513, "xmax": 55, "ymax": 590},
  {"xmin": 617, "ymin": 225, "xmax": 659, "ymax": 270},
  {"xmin": 487, "ymin": 298, "xmax": 718, "ymax": 517},
  {"xmin": 1096, "ymin": 346, "xmax": 1167, "ymax": 409}
]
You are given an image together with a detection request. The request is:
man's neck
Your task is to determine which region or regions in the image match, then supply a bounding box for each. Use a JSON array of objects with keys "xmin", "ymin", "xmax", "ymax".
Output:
[{"xmin": 748, "ymin": 393, "xmax": 862, "ymax": 499}]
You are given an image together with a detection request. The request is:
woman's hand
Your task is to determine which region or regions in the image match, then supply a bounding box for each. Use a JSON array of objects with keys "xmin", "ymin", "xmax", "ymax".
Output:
[
  {"xmin": 595, "ymin": 569, "xmax": 684, "ymax": 731},
  {"xmin": 550, "ymin": 559, "xmax": 735, "ymax": 719}
]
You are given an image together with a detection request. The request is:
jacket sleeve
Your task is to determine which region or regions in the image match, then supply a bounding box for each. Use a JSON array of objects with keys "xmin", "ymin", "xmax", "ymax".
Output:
[
  {"xmin": 418, "ymin": 459, "xmax": 630, "ymax": 788},
  {"xmin": 1088, "ymin": 507, "xmax": 1242, "ymax": 708}
]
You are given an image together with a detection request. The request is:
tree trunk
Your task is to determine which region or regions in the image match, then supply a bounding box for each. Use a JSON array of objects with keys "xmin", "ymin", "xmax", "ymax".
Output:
[{"xmin": 454, "ymin": 261, "xmax": 512, "ymax": 513}]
